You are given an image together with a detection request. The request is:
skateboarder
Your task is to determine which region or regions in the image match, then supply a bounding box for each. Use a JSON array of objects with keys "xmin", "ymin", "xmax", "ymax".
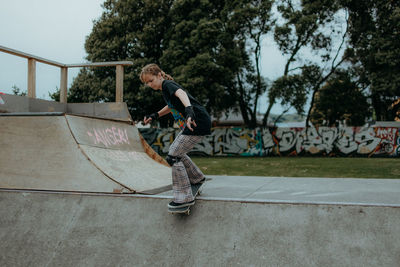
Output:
[{"xmin": 140, "ymin": 63, "xmax": 211, "ymax": 209}]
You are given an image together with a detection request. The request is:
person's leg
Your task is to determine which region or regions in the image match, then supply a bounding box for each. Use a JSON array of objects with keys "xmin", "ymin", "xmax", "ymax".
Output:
[
  {"xmin": 168, "ymin": 133, "xmax": 203, "ymax": 204},
  {"xmin": 180, "ymin": 154, "xmax": 205, "ymax": 184}
]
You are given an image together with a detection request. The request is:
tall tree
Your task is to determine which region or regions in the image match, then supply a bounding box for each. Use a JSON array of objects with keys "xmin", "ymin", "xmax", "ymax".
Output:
[
  {"xmin": 12, "ymin": 85, "xmax": 26, "ymax": 96},
  {"xmin": 342, "ymin": 0, "xmax": 400, "ymax": 121},
  {"xmin": 160, "ymin": 0, "xmax": 276, "ymax": 128},
  {"xmin": 65, "ymin": 0, "xmax": 175, "ymax": 124},
  {"xmin": 64, "ymin": 0, "xmax": 259, "ymax": 125},
  {"xmin": 310, "ymin": 70, "xmax": 371, "ymax": 126},
  {"xmin": 264, "ymin": 0, "xmax": 346, "ymax": 126},
  {"xmin": 160, "ymin": 0, "xmax": 242, "ymax": 118},
  {"xmin": 228, "ymin": 0, "xmax": 274, "ymax": 128}
]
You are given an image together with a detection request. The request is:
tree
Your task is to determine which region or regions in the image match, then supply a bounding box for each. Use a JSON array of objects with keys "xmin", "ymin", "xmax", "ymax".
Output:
[
  {"xmin": 159, "ymin": 0, "xmax": 276, "ymax": 128},
  {"xmin": 227, "ymin": 0, "xmax": 274, "ymax": 128},
  {"xmin": 264, "ymin": 0, "xmax": 347, "ymax": 126},
  {"xmin": 341, "ymin": 0, "xmax": 400, "ymax": 121},
  {"xmin": 54, "ymin": 0, "xmax": 283, "ymax": 128},
  {"xmin": 64, "ymin": 0, "xmax": 175, "ymax": 125},
  {"xmin": 160, "ymin": 0, "xmax": 242, "ymax": 119},
  {"xmin": 388, "ymin": 98, "xmax": 400, "ymax": 121},
  {"xmin": 310, "ymin": 70, "xmax": 371, "ymax": 126},
  {"xmin": 60, "ymin": 0, "xmax": 390, "ymax": 129},
  {"xmin": 64, "ymin": 0, "xmax": 249, "ymax": 124},
  {"xmin": 12, "ymin": 85, "xmax": 26, "ymax": 96}
]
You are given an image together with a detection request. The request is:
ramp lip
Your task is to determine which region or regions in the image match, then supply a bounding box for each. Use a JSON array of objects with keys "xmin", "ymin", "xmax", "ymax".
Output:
[
  {"xmin": 0, "ymin": 112, "xmax": 65, "ymax": 116},
  {"xmin": 66, "ymin": 113, "xmax": 133, "ymax": 123},
  {"xmin": 0, "ymin": 188, "xmax": 132, "ymax": 195},
  {"xmin": 1, "ymin": 188, "xmax": 399, "ymax": 208},
  {"xmin": 193, "ymin": 196, "xmax": 400, "ymax": 208}
]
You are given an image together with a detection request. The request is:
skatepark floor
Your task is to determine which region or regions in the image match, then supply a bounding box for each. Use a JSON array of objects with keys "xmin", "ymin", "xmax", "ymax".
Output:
[{"xmin": 157, "ymin": 175, "xmax": 400, "ymax": 207}]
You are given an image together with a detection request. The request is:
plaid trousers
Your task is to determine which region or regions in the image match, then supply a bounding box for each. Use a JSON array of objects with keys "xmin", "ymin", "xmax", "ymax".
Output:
[{"xmin": 168, "ymin": 132, "xmax": 205, "ymax": 203}]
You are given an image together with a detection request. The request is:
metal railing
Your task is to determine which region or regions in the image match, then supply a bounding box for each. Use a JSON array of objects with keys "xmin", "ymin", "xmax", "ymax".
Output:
[{"xmin": 0, "ymin": 45, "xmax": 133, "ymax": 103}]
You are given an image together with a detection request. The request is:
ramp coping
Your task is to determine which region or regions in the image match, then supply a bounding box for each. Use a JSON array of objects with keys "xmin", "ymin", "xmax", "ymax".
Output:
[
  {"xmin": 0, "ymin": 112, "xmax": 65, "ymax": 116},
  {"xmin": 1, "ymin": 188, "xmax": 399, "ymax": 208}
]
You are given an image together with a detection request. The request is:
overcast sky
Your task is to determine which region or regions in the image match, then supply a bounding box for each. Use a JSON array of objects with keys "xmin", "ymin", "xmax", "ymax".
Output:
[{"xmin": 0, "ymin": 0, "xmax": 288, "ymax": 114}]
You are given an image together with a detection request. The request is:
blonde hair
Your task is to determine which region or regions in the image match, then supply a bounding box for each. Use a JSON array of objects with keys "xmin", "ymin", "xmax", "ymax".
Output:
[{"xmin": 140, "ymin": 63, "xmax": 173, "ymax": 83}]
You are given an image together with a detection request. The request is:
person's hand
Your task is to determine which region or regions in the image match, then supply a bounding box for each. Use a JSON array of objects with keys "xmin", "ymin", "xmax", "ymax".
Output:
[
  {"xmin": 143, "ymin": 112, "xmax": 159, "ymax": 125},
  {"xmin": 186, "ymin": 117, "xmax": 197, "ymax": 131},
  {"xmin": 185, "ymin": 106, "xmax": 197, "ymax": 131}
]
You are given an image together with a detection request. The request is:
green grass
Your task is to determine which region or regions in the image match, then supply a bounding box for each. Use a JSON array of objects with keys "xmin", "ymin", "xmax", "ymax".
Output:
[{"xmin": 191, "ymin": 157, "xmax": 400, "ymax": 179}]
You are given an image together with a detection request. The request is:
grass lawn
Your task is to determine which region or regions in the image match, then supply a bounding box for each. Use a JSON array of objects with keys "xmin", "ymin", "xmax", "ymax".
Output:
[{"xmin": 191, "ymin": 157, "xmax": 400, "ymax": 179}]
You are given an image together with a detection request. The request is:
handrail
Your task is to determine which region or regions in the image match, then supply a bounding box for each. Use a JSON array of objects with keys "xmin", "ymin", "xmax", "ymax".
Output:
[
  {"xmin": 0, "ymin": 45, "xmax": 65, "ymax": 67},
  {"xmin": 0, "ymin": 45, "xmax": 133, "ymax": 103},
  {"xmin": 67, "ymin": 61, "xmax": 133, "ymax": 68}
]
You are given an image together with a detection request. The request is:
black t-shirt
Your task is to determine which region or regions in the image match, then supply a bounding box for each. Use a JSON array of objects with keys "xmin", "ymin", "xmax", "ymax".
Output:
[{"xmin": 162, "ymin": 80, "xmax": 211, "ymax": 136}]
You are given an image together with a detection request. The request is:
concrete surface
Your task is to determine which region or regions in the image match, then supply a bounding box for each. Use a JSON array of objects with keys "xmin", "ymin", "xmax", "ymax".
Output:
[
  {"xmin": 1, "ymin": 97, "xmax": 399, "ymax": 266},
  {"xmin": 67, "ymin": 102, "xmax": 132, "ymax": 121},
  {"xmin": 174, "ymin": 175, "xmax": 400, "ymax": 206},
  {"xmin": 0, "ymin": 114, "xmax": 171, "ymax": 193},
  {"xmin": 0, "ymin": 93, "xmax": 65, "ymax": 113},
  {"xmin": 0, "ymin": 187, "xmax": 399, "ymax": 267},
  {"xmin": 0, "ymin": 93, "xmax": 132, "ymax": 120}
]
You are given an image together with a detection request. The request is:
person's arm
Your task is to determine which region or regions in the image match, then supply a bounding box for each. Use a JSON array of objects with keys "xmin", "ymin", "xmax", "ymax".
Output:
[
  {"xmin": 143, "ymin": 105, "xmax": 170, "ymax": 125},
  {"xmin": 175, "ymin": 89, "xmax": 197, "ymax": 131},
  {"xmin": 175, "ymin": 89, "xmax": 191, "ymax": 107},
  {"xmin": 158, "ymin": 105, "xmax": 171, "ymax": 117}
]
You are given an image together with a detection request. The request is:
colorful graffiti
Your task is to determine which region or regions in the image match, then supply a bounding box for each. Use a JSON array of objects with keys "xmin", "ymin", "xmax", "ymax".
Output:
[{"xmin": 139, "ymin": 126, "xmax": 400, "ymax": 157}]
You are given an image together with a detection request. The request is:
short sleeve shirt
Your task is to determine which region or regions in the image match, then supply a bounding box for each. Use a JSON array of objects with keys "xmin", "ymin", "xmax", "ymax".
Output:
[{"xmin": 162, "ymin": 80, "xmax": 211, "ymax": 136}]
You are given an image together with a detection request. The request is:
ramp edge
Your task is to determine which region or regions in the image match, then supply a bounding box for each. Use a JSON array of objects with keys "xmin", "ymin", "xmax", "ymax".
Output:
[{"xmin": 1, "ymin": 188, "xmax": 399, "ymax": 208}]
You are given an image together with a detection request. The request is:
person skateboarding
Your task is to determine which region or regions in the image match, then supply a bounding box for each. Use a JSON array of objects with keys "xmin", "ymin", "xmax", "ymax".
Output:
[{"xmin": 140, "ymin": 63, "xmax": 211, "ymax": 210}]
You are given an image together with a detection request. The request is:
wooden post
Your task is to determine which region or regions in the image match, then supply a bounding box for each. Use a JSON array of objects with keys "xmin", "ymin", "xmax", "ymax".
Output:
[
  {"xmin": 60, "ymin": 67, "xmax": 68, "ymax": 103},
  {"xmin": 27, "ymin": 58, "xmax": 36, "ymax": 98},
  {"xmin": 116, "ymin": 65, "xmax": 123, "ymax": 102}
]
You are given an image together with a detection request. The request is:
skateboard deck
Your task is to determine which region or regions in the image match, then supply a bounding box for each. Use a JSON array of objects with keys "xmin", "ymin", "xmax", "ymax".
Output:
[{"xmin": 168, "ymin": 182, "xmax": 203, "ymax": 215}]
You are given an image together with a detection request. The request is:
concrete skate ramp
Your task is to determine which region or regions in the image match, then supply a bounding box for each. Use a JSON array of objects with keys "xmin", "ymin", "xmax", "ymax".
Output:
[
  {"xmin": 1, "ymin": 190, "xmax": 399, "ymax": 266},
  {"xmin": 0, "ymin": 114, "xmax": 171, "ymax": 193},
  {"xmin": 65, "ymin": 114, "xmax": 171, "ymax": 193}
]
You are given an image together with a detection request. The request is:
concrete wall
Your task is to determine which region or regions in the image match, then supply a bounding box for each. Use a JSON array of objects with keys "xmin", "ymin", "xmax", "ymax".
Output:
[
  {"xmin": 0, "ymin": 94, "xmax": 131, "ymax": 121},
  {"xmin": 140, "ymin": 126, "xmax": 400, "ymax": 157},
  {"xmin": 0, "ymin": 94, "xmax": 65, "ymax": 113},
  {"xmin": 1, "ymin": 190, "xmax": 399, "ymax": 267},
  {"xmin": 67, "ymin": 102, "xmax": 132, "ymax": 121}
]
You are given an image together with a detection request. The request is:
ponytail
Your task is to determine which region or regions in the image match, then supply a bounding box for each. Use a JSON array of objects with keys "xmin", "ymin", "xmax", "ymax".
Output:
[{"xmin": 161, "ymin": 71, "xmax": 173, "ymax": 80}]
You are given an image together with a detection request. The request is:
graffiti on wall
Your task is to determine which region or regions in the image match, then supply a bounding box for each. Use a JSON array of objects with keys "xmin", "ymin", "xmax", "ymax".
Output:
[
  {"xmin": 139, "ymin": 126, "xmax": 400, "ymax": 157},
  {"xmin": 86, "ymin": 127, "xmax": 130, "ymax": 148}
]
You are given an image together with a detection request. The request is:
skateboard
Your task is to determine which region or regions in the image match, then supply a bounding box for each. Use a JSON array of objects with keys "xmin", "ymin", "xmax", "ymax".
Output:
[{"xmin": 168, "ymin": 182, "xmax": 203, "ymax": 215}]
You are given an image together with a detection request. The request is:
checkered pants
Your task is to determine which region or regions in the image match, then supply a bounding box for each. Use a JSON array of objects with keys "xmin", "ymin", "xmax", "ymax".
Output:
[{"xmin": 168, "ymin": 132, "xmax": 205, "ymax": 203}]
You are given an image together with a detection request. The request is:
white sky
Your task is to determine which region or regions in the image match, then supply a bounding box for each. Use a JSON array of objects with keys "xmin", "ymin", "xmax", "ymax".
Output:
[
  {"xmin": 0, "ymin": 0, "xmax": 104, "ymax": 99},
  {"xmin": 0, "ymin": 0, "xmax": 288, "ymax": 114}
]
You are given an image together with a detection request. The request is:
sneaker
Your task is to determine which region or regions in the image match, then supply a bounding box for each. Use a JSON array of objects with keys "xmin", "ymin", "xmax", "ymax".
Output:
[{"xmin": 168, "ymin": 200, "xmax": 195, "ymax": 209}]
